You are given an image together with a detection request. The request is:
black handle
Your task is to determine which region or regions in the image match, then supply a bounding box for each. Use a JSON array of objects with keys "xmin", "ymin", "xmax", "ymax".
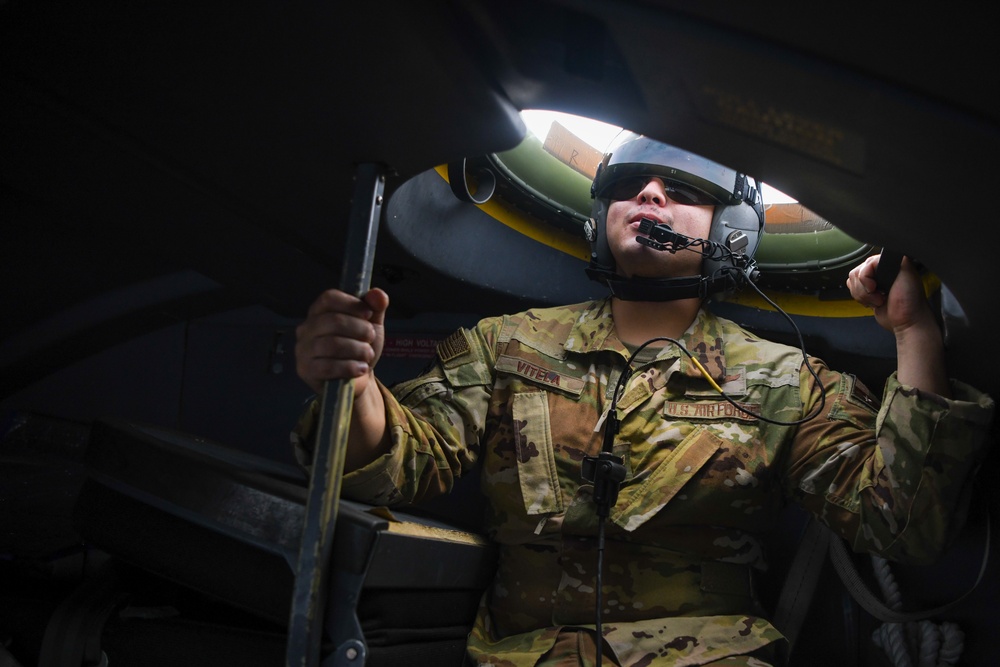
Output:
[
  {"xmin": 287, "ymin": 163, "xmax": 386, "ymax": 667},
  {"xmin": 874, "ymin": 250, "xmax": 905, "ymax": 294}
]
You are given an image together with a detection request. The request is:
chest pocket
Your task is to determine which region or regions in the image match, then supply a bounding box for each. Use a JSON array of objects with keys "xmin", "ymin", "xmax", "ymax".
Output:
[
  {"xmin": 512, "ymin": 391, "xmax": 565, "ymax": 515},
  {"xmin": 611, "ymin": 427, "xmax": 723, "ymax": 532}
]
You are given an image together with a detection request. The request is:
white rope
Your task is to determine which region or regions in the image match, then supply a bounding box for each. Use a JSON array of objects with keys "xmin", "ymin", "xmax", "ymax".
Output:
[
  {"xmin": 869, "ymin": 555, "xmax": 965, "ymax": 667},
  {"xmin": 938, "ymin": 622, "xmax": 965, "ymax": 666}
]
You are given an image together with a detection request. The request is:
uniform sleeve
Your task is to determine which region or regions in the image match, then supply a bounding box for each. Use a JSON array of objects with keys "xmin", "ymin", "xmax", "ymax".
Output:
[
  {"xmin": 784, "ymin": 360, "xmax": 995, "ymax": 564},
  {"xmin": 292, "ymin": 316, "xmax": 504, "ymax": 506}
]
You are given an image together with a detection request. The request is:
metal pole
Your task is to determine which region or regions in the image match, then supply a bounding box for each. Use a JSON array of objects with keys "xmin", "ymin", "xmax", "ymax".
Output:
[{"xmin": 287, "ymin": 162, "xmax": 385, "ymax": 667}]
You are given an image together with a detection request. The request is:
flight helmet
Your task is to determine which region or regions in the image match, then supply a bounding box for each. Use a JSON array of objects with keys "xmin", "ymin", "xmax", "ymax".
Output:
[{"xmin": 584, "ymin": 132, "xmax": 765, "ymax": 301}]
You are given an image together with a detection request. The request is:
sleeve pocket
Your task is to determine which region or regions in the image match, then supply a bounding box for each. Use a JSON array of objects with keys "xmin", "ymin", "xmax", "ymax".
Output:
[{"xmin": 513, "ymin": 391, "xmax": 566, "ymax": 515}]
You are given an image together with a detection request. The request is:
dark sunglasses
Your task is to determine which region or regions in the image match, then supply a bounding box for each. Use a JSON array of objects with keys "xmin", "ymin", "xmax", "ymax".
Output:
[{"xmin": 603, "ymin": 176, "xmax": 718, "ymax": 206}]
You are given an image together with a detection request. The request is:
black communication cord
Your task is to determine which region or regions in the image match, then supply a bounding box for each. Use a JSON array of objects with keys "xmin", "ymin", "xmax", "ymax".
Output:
[
  {"xmin": 637, "ymin": 217, "xmax": 828, "ymax": 425},
  {"xmin": 583, "ymin": 227, "xmax": 829, "ymax": 664}
]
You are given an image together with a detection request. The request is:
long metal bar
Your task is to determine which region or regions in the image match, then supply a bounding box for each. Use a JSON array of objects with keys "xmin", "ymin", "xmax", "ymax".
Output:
[{"xmin": 287, "ymin": 162, "xmax": 386, "ymax": 667}]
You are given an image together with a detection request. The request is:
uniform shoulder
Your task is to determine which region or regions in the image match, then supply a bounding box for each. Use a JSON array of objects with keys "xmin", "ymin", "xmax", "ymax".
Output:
[
  {"xmin": 509, "ymin": 300, "xmax": 594, "ymax": 325},
  {"xmin": 712, "ymin": 312, "xmax": 811, "ymax": 369},
  {"xmin": 501, "ymin": 300, "xmax": 602, "ymax": 357}
]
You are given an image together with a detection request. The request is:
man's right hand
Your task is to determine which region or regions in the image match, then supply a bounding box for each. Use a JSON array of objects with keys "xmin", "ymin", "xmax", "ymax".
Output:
[{"xmin": 295, "ymin": 287, "xmax": 390, "ymax": 396}]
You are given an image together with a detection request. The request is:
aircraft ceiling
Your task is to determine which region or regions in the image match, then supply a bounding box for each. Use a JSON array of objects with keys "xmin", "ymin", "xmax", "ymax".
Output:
[{"xmin": 2, "ymin": 0, "xmax": 999, "ymax": 392}]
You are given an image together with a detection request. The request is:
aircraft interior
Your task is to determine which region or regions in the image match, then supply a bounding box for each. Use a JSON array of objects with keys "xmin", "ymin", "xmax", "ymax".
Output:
[{"xmin": 1, "ymin": 1, "xmax": 998, "ymax": 665}]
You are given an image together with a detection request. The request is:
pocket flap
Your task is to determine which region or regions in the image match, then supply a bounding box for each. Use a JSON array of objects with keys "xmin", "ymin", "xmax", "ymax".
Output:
[
  {"xmin": 611, "ymin": 428, "xmax": 722, "ymax": 531},
  {"xmin": 513, "ymin": 392, "xmax": 566, "ymax": 515}
]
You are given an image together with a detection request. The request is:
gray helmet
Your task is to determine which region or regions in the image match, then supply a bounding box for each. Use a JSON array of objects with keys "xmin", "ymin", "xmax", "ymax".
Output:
[{"xmin": 584, "ymin": 132, "xmax": 765, "ymax": 301}]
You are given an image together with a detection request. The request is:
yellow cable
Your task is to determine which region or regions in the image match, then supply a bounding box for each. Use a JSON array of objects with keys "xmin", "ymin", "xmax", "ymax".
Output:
[{"xmin": 688, "ymin": 355, "xmax": 725, "ymax": 394}]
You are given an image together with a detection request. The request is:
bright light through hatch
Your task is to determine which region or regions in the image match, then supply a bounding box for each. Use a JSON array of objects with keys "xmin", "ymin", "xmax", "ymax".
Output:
[{"xmin": 521, "ymin": 110, "xmax": 622, "ymax": 159}]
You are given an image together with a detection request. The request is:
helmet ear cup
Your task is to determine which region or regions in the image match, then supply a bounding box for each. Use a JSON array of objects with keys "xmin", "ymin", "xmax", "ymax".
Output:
[
  {"xmin": 704, "ymin": 202, "xmax": 764, "ymax": 279},
  {"xmin": 589, "ymin": 198, "xmax": 615, "ymax": 271}
]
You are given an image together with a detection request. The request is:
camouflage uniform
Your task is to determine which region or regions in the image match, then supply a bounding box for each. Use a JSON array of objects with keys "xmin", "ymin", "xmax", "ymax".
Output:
[{"xmin": 293, "ymin": 299, "xmax": 994, "ymax": 666}]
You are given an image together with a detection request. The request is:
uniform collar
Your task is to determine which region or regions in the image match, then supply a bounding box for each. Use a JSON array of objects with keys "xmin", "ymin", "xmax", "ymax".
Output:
[
  {"xmin": 675, "ymin": 307, "xmax": 728, "ymax": 383},
  {"xmin": 563, "ymin": 298, "xmax": 623, "ymax": 355}
]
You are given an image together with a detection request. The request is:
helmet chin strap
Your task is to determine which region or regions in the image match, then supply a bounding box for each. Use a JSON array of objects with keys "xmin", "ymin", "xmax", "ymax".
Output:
[{"xmin": 585, "ymin": 268, "xmax": 732, "ymax": 301}]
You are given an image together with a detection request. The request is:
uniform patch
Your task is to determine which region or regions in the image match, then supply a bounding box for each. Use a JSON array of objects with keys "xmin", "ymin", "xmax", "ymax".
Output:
[
  {"xmin": 664, "ymin": 400, "xmax": 760, "ymax": 422},
  {"xmin": 495, "ymin": 354, "xmax": 585, "ymax": 395},
  {"xmin": 436, "ymin": 329, "xmax": 472, "ymax": 365},
  {"xmin": 847, "ymin": 374, "xmax": 880, "ymax": 414}
]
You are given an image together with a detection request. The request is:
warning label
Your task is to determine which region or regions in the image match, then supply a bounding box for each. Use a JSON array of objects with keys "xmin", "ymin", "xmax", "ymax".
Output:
[{"xmin": 381, "ymin": 335, "xmax": 442, "ymax": 360}]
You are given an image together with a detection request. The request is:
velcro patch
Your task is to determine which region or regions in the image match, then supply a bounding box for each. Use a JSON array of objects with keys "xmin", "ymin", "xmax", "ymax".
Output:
[
  {"xmin": 664, "ymin": 400, "xmax": 760, "ymax": 422},
  {"xmin": 495, "ymin": 355, "xmax": 585, "ymax": 395},
  {"xmin": 847, "ymin": 374, "xmax": 880, "ymax": 414},
  {"xmin": 436, "ymin": 329, "xmax": 472, "ymax": 365}
]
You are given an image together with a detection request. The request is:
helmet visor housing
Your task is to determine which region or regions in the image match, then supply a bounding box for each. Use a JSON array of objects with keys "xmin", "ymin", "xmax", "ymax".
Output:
[
  {"xmin": 592, "ymin": 133, "xmax": 744, "ymax": 206},
  {"xmin": 601, "ymin": 176, "xmax": 720, "ymax": 207}
]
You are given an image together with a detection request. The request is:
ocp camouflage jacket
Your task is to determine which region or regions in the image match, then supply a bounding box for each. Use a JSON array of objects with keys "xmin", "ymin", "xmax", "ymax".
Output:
[{"xmin": 294, "ymin": 299, "xmax": 994, "ymax": 666}]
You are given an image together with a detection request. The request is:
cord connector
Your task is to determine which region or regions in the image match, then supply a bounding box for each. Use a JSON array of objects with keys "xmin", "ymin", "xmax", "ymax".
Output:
[{"xmin": 581, "ymin": 452, "xmax": 627, "ymax": 517}]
